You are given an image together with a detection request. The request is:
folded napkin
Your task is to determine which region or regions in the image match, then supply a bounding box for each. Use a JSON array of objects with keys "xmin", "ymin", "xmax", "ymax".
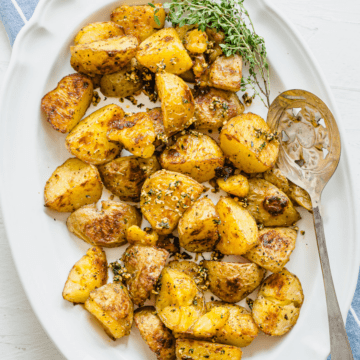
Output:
[{"xmin": 0, "ymin": 1, "xmax": 359, "ymax": 358}]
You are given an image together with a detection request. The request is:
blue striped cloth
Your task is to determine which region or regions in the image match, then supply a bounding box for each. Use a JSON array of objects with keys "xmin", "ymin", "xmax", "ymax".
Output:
[{"xmin": 0, "ymin": 0, "xmax": 359, "ymax": 358}]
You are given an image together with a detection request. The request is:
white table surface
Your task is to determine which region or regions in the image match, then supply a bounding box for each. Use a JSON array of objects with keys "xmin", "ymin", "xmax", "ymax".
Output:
[{"xmin": 0, "ymin": 0, "xmax": 359, "ymax": 358}]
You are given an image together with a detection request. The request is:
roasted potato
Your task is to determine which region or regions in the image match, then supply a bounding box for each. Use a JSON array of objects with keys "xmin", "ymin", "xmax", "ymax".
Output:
[
  {"xmin": 85, "ymin": 283, "xmax": 133, "ymax": 340},
  {"xmin": 156, "ymin": 72, "xmax": 195, "ymax": 136},
  {"xmin": 44, "ymin": 158, "xmax": 102, "ymax": 212},
  {"xmin": 219, "ymin": 113, "xmax": 280, "ymax": 173},
  {"xmin": 178, "ymin": 198, "xmax": 220, "ymax": 252},
  {"xmin": 206, "ymin": 302, "xmax": 259, "ymax": 347},
  {"xmin": 155, "ymin": 268, "xmax": 205, "ymax": 333},
  {"xmin": 216, "ymin": 175, "xmax": 249, "ymax": 198},
  {"xmin": 126, "ymin": 225, "xmax": 159, "ymax": 246},
  {"xmin": 98, "ymin": 155, "xmax": 160, "ymax": 202},
  {"xmin": 74, "ymin": 22, "xmax": 124, "ymax": 45},
  {"xmin": 166, "ymin": 261, "xmax": 206, "ymax": 288},
  {"xmin": 122, "ymin": 245, "xmax": 169, "ymax": 306},
  {"xmin": 70, "ymin": 35, "xmax": 138, "ymax": 76},
  {"xmin": 246, "ymin": 179, "xmax": 301, "ymax": 226},
  {"xmin": 179, "ymin": 69, "xmax": 196, "ymax": 83},
  {"xmin": 184, "ymin": 29, "xmax": 208, "ymax": 54},
  {"xmin": 66, "ymin": 104, "xmax": 122, "ymax": 165},
  {"xmin": 41, "ymin": 73, "xmax": 93, "ymax": 133},
  {"xmin": 160, "ymin": 133, "xmax": 224, "ymax": 183},
  {"xmin": 134, "ymin": 306, "xmax": 176, "ymax": 360},
  {"xmin": 263, "ymin": 168, "xmax": 289, "ymax": 193},
  {"xmin": 140, "ymin": 170, "xmax": 204, "ymax": 235},
  {"xmin": 203, "ymin": 261, "xmax": 265, "ymax": 303},
  {"xmin": 243, "ymin": 227, "xmax": 297, "ymax": 273},
  {"xmin": 175, "ymin": 25, "xmax": 197, "ymax": 41},
  {"xmin": 107, "ymin": 111, "xmax": 156, "ymax": 158},
  {"xmin": 215, "ymin": 197, "xmax": 258, "ymax": 255},
  {"xmin": 147, "ymin": 107, "xmax": 167, "ymax": 145},
  {"xmin": 66, "ymin": 201, "xmax": 141, "ymax": 247},
  {"xmin": 252, "ymin": 269, "xmax": 304, "ymax": 336},
  {"xmin": 194, "ymin": 88, "xmax": 244, "ymax": 130},
  {"xmin": 192, "ymin": 54, "xmax": 208, "ymax": 78},
  {"xmin": 136, "ymin": 28, "xmax": 193, "ymax": 74},
  {"xmin": 111, "ymin": 4, "xmax": 166, "ymax": 42},
  {"xmin": 287, "ymin": 181, "xmax": 312, "ymax": 211},
  {"xmin": 175, "ymin": 339, "xmax": 242, "ymax": 360},
  {"xmin": 90, "ymin": 75, "xmax": 102, "ymax": 89},
  {"xmin": 62, "ymin": 246, "xmax": 107, "ymax": 303}
]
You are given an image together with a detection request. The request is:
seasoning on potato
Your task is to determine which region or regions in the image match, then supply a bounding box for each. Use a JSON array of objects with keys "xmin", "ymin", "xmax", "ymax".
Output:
[
  {"xmin": 126, "ymin": 225, "xmax": 159, "ymax": 246},
  {"xmin": 184, "ymin": 29, "xmax": 208, "ymax": 54},
  {"xmin": 165, "ymin": 260, "xmax": 206, "ymax": 288},
  {"xmin": 216, "ymin": 174, "xmax": 249, "ymax": 198}
]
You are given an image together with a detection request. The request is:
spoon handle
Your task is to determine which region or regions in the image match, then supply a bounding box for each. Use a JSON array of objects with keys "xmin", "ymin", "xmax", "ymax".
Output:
[{"xmin": 313, "ymin": 205, "xmax": 353, "ymax": 359}]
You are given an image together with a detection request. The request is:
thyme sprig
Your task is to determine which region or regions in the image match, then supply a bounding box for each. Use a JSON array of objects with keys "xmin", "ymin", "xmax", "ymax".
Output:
[{"xmin": 164, "ymin": 0, "xmax": 271, "ymax": 107}]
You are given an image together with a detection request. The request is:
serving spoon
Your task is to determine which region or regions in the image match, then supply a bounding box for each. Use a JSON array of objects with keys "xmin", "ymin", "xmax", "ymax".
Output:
[{"xmin": 267, "ymin": 89, "xmax": 353, "ymax": 359}]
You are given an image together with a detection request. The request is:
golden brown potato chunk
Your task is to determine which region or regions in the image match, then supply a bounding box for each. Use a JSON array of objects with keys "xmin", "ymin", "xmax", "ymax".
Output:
[
  {"xmin": 126, "ymin": 225, "xmax": 159, "ymax": 246},
  {"xmin": 263, "ymin": 168, "xmax": 290, "ymax": 193},
  {"xmin": 247, "ymin": 179, "xmax": 301, "ymax": 226},
  {"xmin": 147, "ymin": 107, "xmax": 167, "ymax": 145},
  {"xmin": 85, "ymin": 283, "xmax": 133, "ymax": 340},
  {"xmin": 136, "ymin": 28, "xmax": 193, "ymax": 74},
  {"xmin": 66, "ymin": 201, "xmax": 141, "ymax": 247},
  {"xmin": 206, "ymin": 302, "xmax": 259, "ymax": 347},
  {"xmin": 192, "ymin": 54, "xmax": 208, "ymax": 78},
  {"xmin": 41, "ymin": 73, "xmax": 93, "ymax": 133},
  {"xmin": 216, "ymin": 175, "xmax": 249, "ymax": 198},
  {"xmin": 70, "ymin": 35, "xmax": 138, "ymax": 76},
  {"xmin": 194, "ymin": 88, "xmax": 244, "ymax": 130},
  {"xmin": 140, "ymin": 170, "xmax": 204, "ymax": 235},
  {"xmin": 122, "ymin": 245, "xmax": 169, "ymax": 306},
  {"xmin": 184, "ymin": 29, "xmax": 208, "ymax": 54},
  {"xmin": 243, "ymin": 227, "xmax": 297, "ymax": 273},
  {"xmin": 98, "ymin": 155, "xmax": 160, "ymax": 202},
  {"xmin": 287, "ymin": 181, "xmax": 312, "ymax": 211},
  {"xmin": 252, "ymin": 269, "xmax": 304, "ymax": 336},
  {"xmin": 44, "ymin": 158, "xmax": 102, "ymax": 212},
  {"xmin": 178, "ymin": 198, "xmax": 220, "ymax": 253},
  {"xmin": 203, "ymin": 261, "xmax": 265, "ymax": 303},
  {"xmin": 175, "ymin": 339, "xmax": 242, "ymax": 360},
  {"xmin": 219, "ymin": 113, "xmax": 280, "ymax": 173},
  {"xmin": 111, "ymin": 4, "xmax": 166, "ymax": 42},
  {"xmin": 166, "ymin": 261, "xmax": 205, "ymax": 288},
  {"xmin": 179, "ymin": 69, "xmax": 196, "ymax": 84},
  {"xmin": 62, "ymin": 246, "xmax": 107, "ymax": 304},
  {"xmin": 134, "ymin": 306, "xmax": 176, "ymax": 360},
  {"xmin": 215, "ymin": 197, "xmax": 258, "ymax": 255},
  {"xmin": 74, "ymin": 22, "xmax": 124, "ymax": 45},
  {"xmin": 156, "ymin": 72, "xmax": 195, "ymax": 136},
  {"xmin": 66, "ymin": 104, "xmax": 122, "ymax": 165},
  {"xmin": 160, "ymin": 133, "xmax": 224, "ymax": 183}
]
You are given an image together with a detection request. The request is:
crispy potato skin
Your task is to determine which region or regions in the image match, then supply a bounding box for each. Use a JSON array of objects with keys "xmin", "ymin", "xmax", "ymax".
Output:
[
  {"xmin": 147, "ymin": 107, "xmax": 167, "ymax": 145},
  {"xmin": 62, "ymin": 246, "xmax": 107, "ymax": 303},
  {"xmin": 220, "ymin": 113, "xmax": 280, "ymax": 173},
  {"xmin": 175, "ymin": 339, "xmax": 242, "ymax": 360},
  {"xmin": 140, "ymin": 170, "xmax": 204, "ymax": 235},
  {"xmin": 178, "ymin": 198, "xmax": 220, "ymax": 252},
  {"xmin": 136, "ymin": 28, "xmax": 193, "ymax": 74},
  {"xmin": 243, "ymin": 227, "xmax": 297, "ymax": 273},
  {"xmin": 252, "ymin": 269, "xmax": 304, "ymax": 336},
  {"xmin": 66, "ymin": 201, "xmax": 141, "ymax": 247},
  {"xmin": 194, "ymin": 88, "xmax": 244, "ymax": 130},
  {"xmin": 134, "ymin": 306, "xmax": 176, "ymax": 360},
  {"xmin": 85, "ymin": 283, "xmax": 134, "ymax": 340},
  {"xmin": 263, "ymin": 168, "xmax": 289, "ymax": 193},
  {"xmin": 160, "ymin": 134, "xmax": 225, "ymax": 183},
  {"xmin": 122, "ymin": 245, "xmax": 169, "ymax": 306},
  {"xmin": 215, "ymin": 197, "xmax": 258, "ymax": 255},
  {"xmin": 287, "ymin": 181, "xmax": 312, "ymax": 211},
  {"xmin": 203, "ymin": 261, "xmax": 265, "ymax": 303},
  {"xmin": 111, "ymin": 4, "xmax": 166, "ymax": 42},
  {"xmin": 70, "ymin": 35, "xmax": 138, "ymax": 76},
  {"xmin": 98, "ymin": 155, "xmax": 160, "ymax": 202},
  {"xmin": 156, "ymin": 72, "xmax": 195, "ymax": 136},
  {"xmin": 41, "ymin": 73, "xmax": 93, "ymax": 133},
  {"xmin": 74, "ymin": 22, "xmax": 124, "ymax": 45},
  {"xmin": 44, "ymin": 158, "xmax": 102, "ymax": 212},
  {"xmin": 126, "ymin": 225, "xmax": 159, "ymax": 246},
  {"xmin": 216, "ymin": 175, "xmax": 249, "ymax": 198},
  {"xmin": 184, "ymin": 29, "xmax": 208, "ymax": 54},
  {"xmin": 247, "ymin": 179, "xmax": 301, "ymax": 226},
  {"xmin": 66, "ymin": 104, "xmax": 122, "ymax": 165}
]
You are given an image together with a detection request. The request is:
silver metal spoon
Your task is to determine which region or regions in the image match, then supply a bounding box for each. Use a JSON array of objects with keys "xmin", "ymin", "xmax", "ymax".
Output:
[{"xmin": 267, "ymin": 89, "xmax": 353, "ymax": 359}]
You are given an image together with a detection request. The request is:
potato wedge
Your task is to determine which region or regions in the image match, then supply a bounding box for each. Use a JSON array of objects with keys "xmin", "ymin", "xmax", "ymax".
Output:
[
  {"xmin": 263, "ymin": 168, "xmax": 289, "ymax": 193},
  {"xmin": 44, "ymin": 158, "xmax": 102, "ymax": 212},
  {"xmin": 66, "ymin": 104, "xmax": 122, "ymax": 165},
  {"xmin": 147, "ymin": 107, "xmax": 167, "ymax": 145},
  {"xmin": 287, "ymin": 181, "xmax": 312, "ymax": 211},
  {"xmin": 62, "ymin": 246, "xmax": 107, "ymax": 303},
  {"xmin": 70, "ymin": 35, "xmax": 138, "ymax": 76},
  {"xmin": 66, "ymin": 201, "xmax": 141, "ymax": 248},
  {"xmin": 134, "ymin": 306, "xmax": 176, "ymax": 360},
  {"xmin": 184, "ymin": 29, "xmax": 208, "ymax": 54},
  {"xmin": 41, "ymin": 73, "xmax": 93, "ymax": 133},
  {"xmin": 216, "ymin": 175, "xmax": 249, "ymax": 197},
  {"xmin": 160, "ymin": 133, "xmax": 225, "ymax": 183},
  {"xmin": 126, "ymin": 225, "xmax": 159, "ymax": 246},
  {"xmin": 215, "ymin": 197, "xmax": 258, "ymax": 255},
  {"xmin": 140, "ymin": 170, "xmax": 204, "ymax": 235},
  {"xmin": 136, "ymin": 28, "xmax": 193, "ymax": 74},
  {"xmin": 74, "ymin": 22, "xmax": 124, "ymax": 45},
  {"xmin": 203, "ymin": 261, "xmax": 265, "ymax": 303},
  {"xmin": 85, "ymin": 283, "xmax": 133, "ymax": 340}
]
